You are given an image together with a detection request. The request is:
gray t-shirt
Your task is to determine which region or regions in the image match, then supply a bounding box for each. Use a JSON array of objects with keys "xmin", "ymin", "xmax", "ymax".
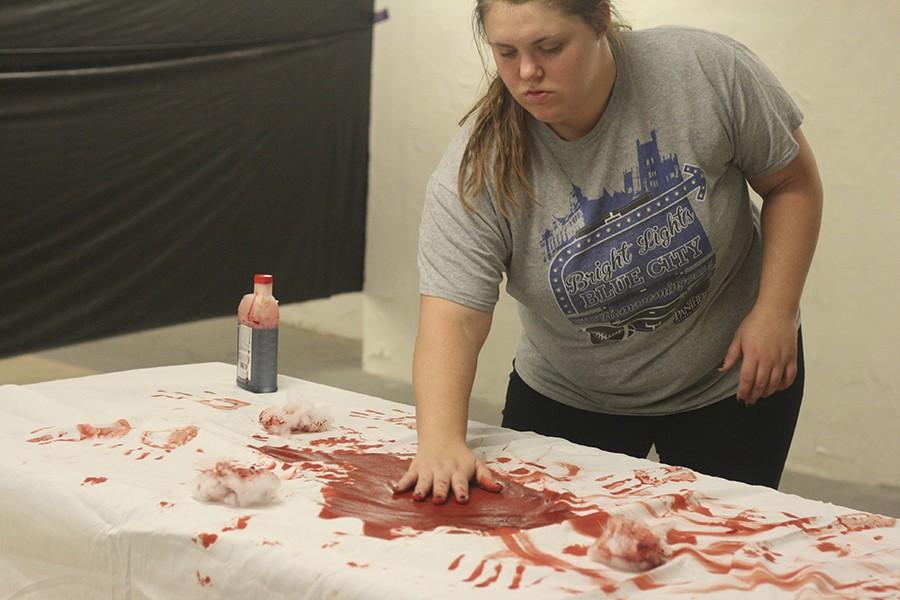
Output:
[{"xmin": 418, "ymin": 27, "xmax": 803, "ymax": 415}]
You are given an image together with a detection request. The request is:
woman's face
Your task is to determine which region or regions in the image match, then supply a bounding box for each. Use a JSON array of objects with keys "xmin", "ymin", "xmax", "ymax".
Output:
[{"xmin": 483, "ymin": 1, "xmax": 612, "ymax": 140}]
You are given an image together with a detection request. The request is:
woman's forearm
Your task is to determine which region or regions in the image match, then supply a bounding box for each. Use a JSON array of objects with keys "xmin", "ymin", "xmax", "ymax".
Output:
[
  {"xmin": 412, "ymin": 296, "xmax": 493, "ymax": 446},
  {"xmin": 751, "ymin": 129, "xmax": 823, "ymax": 316}
]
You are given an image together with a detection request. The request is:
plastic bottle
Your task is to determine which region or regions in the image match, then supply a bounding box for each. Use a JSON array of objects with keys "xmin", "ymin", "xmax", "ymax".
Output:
[{"xmin": 236, "ymin": 274, "xmax": 279, "ymax": 392}]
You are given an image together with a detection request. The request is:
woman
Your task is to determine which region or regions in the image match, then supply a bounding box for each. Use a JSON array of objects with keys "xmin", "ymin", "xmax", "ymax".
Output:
[{"xmin": 396, "ymin": 0, "xmax": 823, "ymax": 504}]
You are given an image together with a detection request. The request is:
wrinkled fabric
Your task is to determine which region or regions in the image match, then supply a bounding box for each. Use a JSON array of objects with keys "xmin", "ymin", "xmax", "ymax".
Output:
[{"xmin": 1, "ymin": 363, "xmax": 897, "ymax": 598}]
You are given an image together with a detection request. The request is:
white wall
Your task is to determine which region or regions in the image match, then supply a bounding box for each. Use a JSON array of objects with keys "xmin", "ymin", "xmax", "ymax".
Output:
[
  {"xmin": 281, "ymin": 292, "xmax": 362, "ymax": 340},
  {"xmin": 364, "ymin": 0, "xmax": 900, "ymax": 489}
]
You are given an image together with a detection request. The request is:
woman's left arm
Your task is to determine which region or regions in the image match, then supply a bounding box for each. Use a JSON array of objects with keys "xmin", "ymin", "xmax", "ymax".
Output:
[{"xmin": 720, "ymin": 128, "xmax": 823, "ymax": 404}]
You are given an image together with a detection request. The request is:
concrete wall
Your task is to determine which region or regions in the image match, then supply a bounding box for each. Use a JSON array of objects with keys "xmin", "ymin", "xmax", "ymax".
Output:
[{"xmin": 362, "ymin": 0, "xmax": 900, "ymax": 489}]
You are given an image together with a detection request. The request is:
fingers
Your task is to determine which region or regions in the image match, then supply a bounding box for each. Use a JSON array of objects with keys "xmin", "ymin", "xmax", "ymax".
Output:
[
  {"xmin": 763, "ymin": 364, "xmax": 785, "ymax": 399},
  {"xmin": 719, "ymin": 337, "xmax": 742, "ymax": 373},
  {"xmin": 431, "ymin": 474, "xmax": 452, "ymax": 505},
  {"xmin": 397, "ymin": 460, "xmax": 501, "ymax": 505},
  {"xmin": 451, "ymin": 473, "xmax": 470, "ymax": 504},
  {"xmin": 780, "ymin": 361, "xmax": 798, "ymax": 391},
  {"xmin": 402, "ymin": 461, "xmax": 469, "ymax": 504},
  {"xmin": 739, "ymin": 357, "xmax": 796, "ymax": 404},
  {"xmin": 475, "ymin": 462, "xmax": 504, "ymax": 493},
  {"xmin": 393, "ymin": 467, "xmax": 418, "ymax": 494},
  {"xmin": 412, "ymin": 471, "xmax": 433, "ymax": 502},
  {"xmin": 737, "ymin": 355, "xmax": 757, "ymax": 404}
]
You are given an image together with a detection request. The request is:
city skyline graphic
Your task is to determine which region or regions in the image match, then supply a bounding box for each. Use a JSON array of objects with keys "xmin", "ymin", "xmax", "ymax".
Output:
[{"xmin": 541, "ymin": 131, "xmax": 717, "ymax": 344}]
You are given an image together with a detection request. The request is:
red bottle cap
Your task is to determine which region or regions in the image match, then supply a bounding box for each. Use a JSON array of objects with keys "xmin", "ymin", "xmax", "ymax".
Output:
[{"xmin": 254, "ymin": 274, "xmax": 274, "ymax": 284}]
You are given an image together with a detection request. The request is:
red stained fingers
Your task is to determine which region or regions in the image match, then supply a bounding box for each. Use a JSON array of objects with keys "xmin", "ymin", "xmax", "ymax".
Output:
[
  {"xmin": 451, "ymin": 473, "xmax": 470, "ymax": 504},
  {"xmin": 475, "ymin": 462, "xmax": 504, "ymax": 493}
]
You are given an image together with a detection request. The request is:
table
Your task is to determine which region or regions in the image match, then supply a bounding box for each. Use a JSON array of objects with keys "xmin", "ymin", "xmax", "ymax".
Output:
[{"xmin": 1, "ymin": 363, "xmax": 898, "ymax": 599}]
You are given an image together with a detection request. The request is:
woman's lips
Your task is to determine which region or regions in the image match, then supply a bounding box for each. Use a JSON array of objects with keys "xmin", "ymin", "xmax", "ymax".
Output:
[{"xmin": 524, "ymin": 90, "xmax": 554, "ymax": 104}]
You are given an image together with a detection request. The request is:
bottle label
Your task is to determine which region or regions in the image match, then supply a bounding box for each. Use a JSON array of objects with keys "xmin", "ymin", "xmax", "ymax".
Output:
[{"xmin": 237, "ymin": 324, "xmax": 252, "ymax": 381}]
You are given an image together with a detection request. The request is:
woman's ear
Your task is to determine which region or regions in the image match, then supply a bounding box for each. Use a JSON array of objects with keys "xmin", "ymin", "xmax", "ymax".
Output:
[{"xmin": 595, "ymin": 3, "xmax": 611, "ymax": 37}]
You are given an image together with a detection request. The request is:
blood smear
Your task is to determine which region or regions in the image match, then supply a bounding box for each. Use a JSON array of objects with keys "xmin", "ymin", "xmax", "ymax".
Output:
[
  {"xmin": 141, "ymin": 426, "xmax": 199, "ymax": 450},
  {"xmin": 27, "ymin": 419, "xmax": 132, "ymax": 444},
  {"xmin": 193, "ymin": 533, "xmax": 218, "ymax": 548},
  {"xmin": 251, "ymin": 445, "xmax": 579, "ymax": 539}
]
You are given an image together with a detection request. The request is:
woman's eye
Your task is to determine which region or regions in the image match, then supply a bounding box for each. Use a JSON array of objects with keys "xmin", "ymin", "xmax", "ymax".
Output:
[
  {"xmin": 499, "ymin": 50, "xmax": 517, "ymax": 59},
  {"xmin": 540, "ymin": 44, "xmax": 562, "ymax": 54}
]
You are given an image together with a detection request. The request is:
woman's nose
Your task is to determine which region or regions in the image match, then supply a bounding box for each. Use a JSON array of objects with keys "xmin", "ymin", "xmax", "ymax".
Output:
[{"xmin": 519, "ymin": 55, "xmax": 543, "ymax": 80}]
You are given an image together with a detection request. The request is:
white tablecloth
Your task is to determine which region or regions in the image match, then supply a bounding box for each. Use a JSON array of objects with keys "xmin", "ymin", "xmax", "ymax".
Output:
[{"xmin": 1, "ymin": 363, "xmax": 897, "ymax": 599}]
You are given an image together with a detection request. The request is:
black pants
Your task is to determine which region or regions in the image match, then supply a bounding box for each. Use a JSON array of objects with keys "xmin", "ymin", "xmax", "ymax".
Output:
[{"xmin": 501, "ymin": 332, "xmax": 804, "ymax": 489}]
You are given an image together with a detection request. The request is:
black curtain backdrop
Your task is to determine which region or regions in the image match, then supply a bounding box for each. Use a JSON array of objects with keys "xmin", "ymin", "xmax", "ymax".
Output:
[{"xmin": 0, "ymin": 0, "xmax": 373, "ymax": 358}]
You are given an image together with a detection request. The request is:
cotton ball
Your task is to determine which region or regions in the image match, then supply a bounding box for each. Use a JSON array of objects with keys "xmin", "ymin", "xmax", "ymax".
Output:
[
  {"xmin": 193, "ymin": 461, "xmax": 280, "ymax": 507},
  {"xmin": 587, "ymin": 514, "xmax": 668, "ymax": 572},
  {"xmin": 258, "ymin": 390, "xmax": 331, "ymax": 435}
]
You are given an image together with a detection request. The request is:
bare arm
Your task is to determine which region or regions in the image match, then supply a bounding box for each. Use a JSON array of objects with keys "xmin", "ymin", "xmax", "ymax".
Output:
[
  {"xmin": 721, "ymin": 128, "xmax": 823, "ymax": 403},
  {"xmin": 394, "ymin": 295, "xmax": 502, "ymax": 503}
]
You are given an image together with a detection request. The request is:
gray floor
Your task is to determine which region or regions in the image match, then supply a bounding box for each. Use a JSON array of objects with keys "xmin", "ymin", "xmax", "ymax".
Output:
[{"xmin": 2, "ymin": 315, "xmax": 897, "ymax": 518}]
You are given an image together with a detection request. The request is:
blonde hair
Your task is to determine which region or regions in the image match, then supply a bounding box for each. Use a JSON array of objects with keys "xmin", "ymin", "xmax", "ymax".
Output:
[{"xmin": 458, "ymin": 0, "xmax": 629, "ymax": 217}]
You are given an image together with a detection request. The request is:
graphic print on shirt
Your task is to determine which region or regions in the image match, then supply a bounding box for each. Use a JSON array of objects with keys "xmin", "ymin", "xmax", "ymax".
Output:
[{"xmin": 540, "ymin": 131, "xmax": 716, "ymax": 344}]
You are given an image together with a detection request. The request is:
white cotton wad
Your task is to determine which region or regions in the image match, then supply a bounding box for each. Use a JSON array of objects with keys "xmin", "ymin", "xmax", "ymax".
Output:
[
  {"xmin": 193, "ymin": 461, "xmax": 280, "ymax": 507},
  {"xmin": 258, "ymin": 390, "xmax": 331, "ymax": 435},
  {"xmin": 587, "ymin": 514, "xmax": 669, "ymax": 572}
]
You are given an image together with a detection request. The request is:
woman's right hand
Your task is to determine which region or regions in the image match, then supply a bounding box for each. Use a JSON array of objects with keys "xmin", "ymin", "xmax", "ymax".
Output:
[{"xmin": 394, "ymin": 439, "xmax": 503, "ymax": 504}]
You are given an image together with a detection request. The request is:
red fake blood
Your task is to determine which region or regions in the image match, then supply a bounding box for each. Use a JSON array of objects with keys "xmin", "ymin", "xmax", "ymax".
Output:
[
  {"xmin": 199, "ymin": 396, "xmax": 250, "ymax": 410},
  {"xmin": 196, "ymin": 571, "xmax": 212, "ymax": 586},
  {"xmin": 154, "ymin": 389, "xmax": 250, "ymax": 411},
  {"xmin": 251, "ymin": 445, "xmax": 579, "ymax": 539},
  {"xmin": 309, "ymin": 436, "xmax": 382, "ymax": 451},
  {"xmin": 570, "ymin": 511, "xmax": 668, "ymax": 572},
  {"xmin": 816, "ymin": 542, "xmax": 850, "ymax": 557},
  {"xmin": 159, "ymin": 501, "xmax": 174, "ymax": 508},
  {"xmin": 475, "ymin": 564, "xmax": 503, "ymax": 587},
  {"xmin": 668, "ymin": 510, "xmax": 895, "ymax": 545},
  {"xmin": 603, "ymin": 465, "xmax": 696, "ymax": 495},
  {"xmin": 563, "ymin": 544, "xmax": 588, "ymax": 556},
  {"xmin": 27, "ymin": 419, "xmax": 132, "ymax": 444},
  {"xmin": 498, "ymin": 530, "xmax": 618, "ymax": 591},
  {"xmin": 81, "ymin": 476, "xmax": 107, "ymax": 486},
  {"xmin": 633, "ymin": 574, "xmax": 666, "ymax": 591},
  {"xmin": 685, "ymin": 560, "xmax": 885, "ymax": 596},
  {"xmin": 258, "ymin": 412, "xmax": 287, "ymax": 432},
  {"xmin": 448, "ymin": 554, "xmax": 464, "ymax": 570},
  {"xmin": 193, "ymin": 533, "xmax": 218, "ymax": 548},
  {"xmin": 141, "ymin": 426, "xmax": 199, "ymax": 450},
  {"xmin": 222, "ymin": 516, "xmax": 253, "ymax": 532},
  {"xmin": 509, "ymin": 564, "xmax": 526, "ymax": 589},
  {"xmin": 384, "ymin": 415, "xmax": 417, "ymax": 429}
]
